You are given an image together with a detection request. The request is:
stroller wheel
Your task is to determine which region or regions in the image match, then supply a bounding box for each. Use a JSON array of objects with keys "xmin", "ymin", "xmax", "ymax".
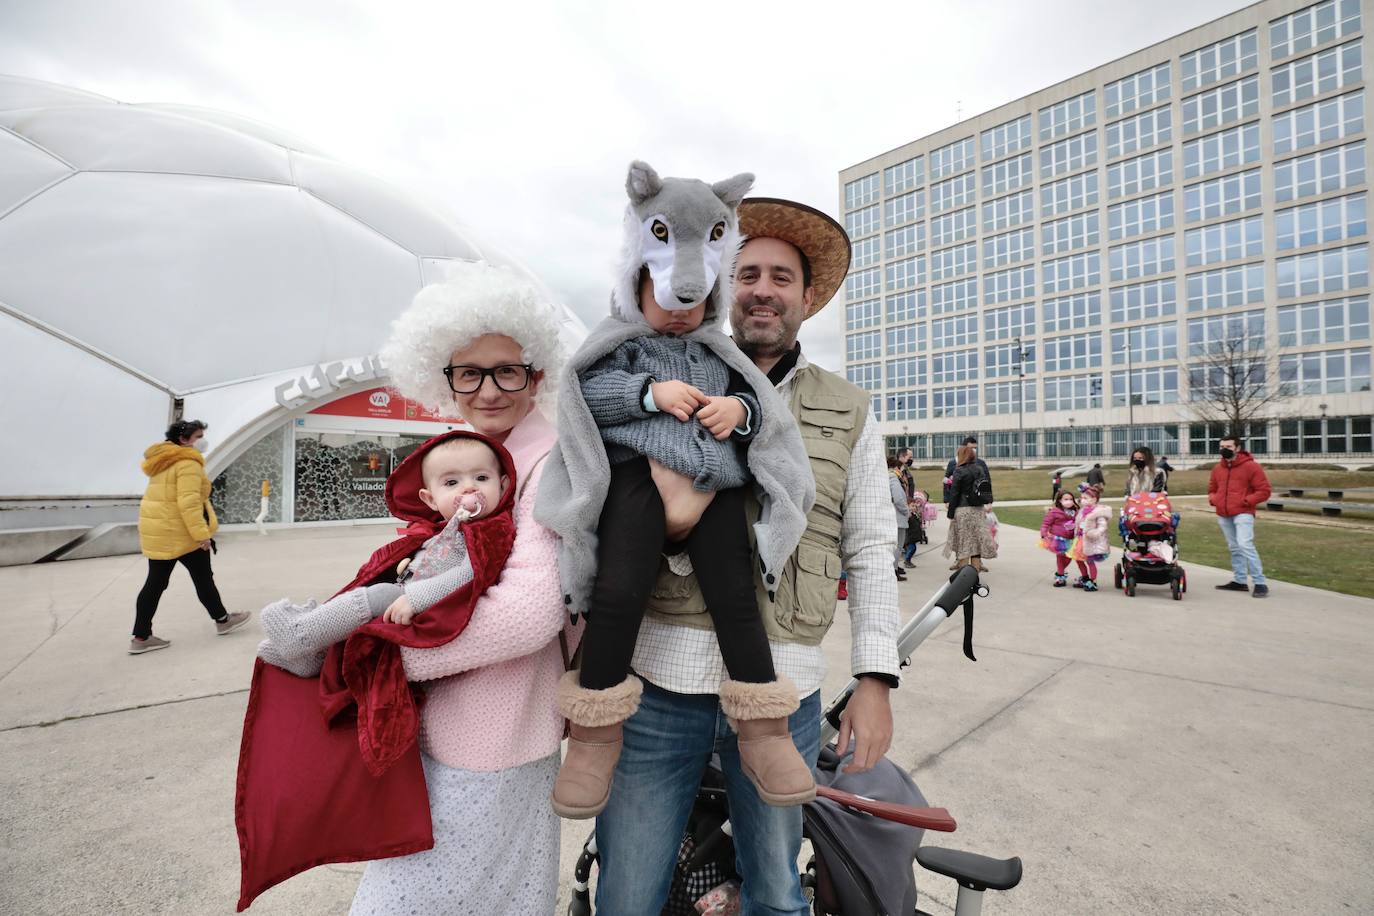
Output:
[
  {"xmin": 1125, "ymin": 577, "xmax": 1136, "ymax": 597},
  {"xmin": 1113, "ymin": 566, "xmax": 1123, "ymax": 590},
  {"xmin": 1171, "ymin": 577, "xmax": 1182, "ymax": 601}
]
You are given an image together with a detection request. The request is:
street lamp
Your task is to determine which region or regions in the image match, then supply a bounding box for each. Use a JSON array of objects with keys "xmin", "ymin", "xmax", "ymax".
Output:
[
  {"xmin": 1120, "ymin": 339, "xmax": 1135, "ymax": 450},
  {"xmin": 1013, "ymin": 336, "xmax": 1030, "ymax": 470}
]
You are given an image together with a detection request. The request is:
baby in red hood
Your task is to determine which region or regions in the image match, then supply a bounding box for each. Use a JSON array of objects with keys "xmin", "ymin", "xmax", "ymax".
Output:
[{"xmin": 257, "ymin": 436, "xmax": 509, "ymax": 676}]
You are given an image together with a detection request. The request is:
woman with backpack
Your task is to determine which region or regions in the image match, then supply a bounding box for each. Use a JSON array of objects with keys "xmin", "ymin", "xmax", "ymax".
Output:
[{"xmin": 944, "ymin": 444, "xmax": 996, "ymax": 572}]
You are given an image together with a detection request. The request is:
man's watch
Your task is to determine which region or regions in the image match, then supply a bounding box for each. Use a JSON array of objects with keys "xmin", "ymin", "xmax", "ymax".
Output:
[{"xmin": 857, "ymin": 672, "xmax": 899, "ymax": 689}]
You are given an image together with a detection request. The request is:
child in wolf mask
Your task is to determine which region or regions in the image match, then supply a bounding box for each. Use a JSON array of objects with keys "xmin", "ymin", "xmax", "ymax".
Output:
[{"xmin": 540, "ymin": 162, "xmax": 818, "ymax": 819}]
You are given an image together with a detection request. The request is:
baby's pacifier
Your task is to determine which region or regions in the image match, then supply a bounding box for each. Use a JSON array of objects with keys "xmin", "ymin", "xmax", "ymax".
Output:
[{"xmin": 454, "ymin": 492, "xmax": 485, "ymax": 521}]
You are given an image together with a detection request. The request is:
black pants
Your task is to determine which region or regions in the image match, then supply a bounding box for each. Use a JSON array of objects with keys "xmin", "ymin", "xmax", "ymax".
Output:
[
  {"xmin": 132, "ymin": 547, "xmax": 228, "ymax": 638},
  {"xmin": 579, "ymin": 458, "xmax": 776, "ymax": 690}
]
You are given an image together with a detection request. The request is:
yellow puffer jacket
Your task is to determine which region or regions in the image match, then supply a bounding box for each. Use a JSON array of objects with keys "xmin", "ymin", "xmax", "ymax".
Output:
[{"xmin": 138, "ymin": 442, "xmax": 219, "ymax": 560}]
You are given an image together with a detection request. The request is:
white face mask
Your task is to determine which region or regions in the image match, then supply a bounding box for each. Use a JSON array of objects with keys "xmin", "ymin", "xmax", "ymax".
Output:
[{"xmin": 192, "ymin": 438, "xmax": 209, "ymax": 453}]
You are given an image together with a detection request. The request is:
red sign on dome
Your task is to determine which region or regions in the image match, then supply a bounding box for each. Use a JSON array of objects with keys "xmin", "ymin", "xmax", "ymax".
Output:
[{"xmin": 309, "ymin": 387, "xmax": 457, "ymax": 424}]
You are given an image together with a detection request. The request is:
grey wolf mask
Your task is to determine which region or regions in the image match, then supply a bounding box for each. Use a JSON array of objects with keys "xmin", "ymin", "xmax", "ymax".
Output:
[{"xmin": 612, "ymin": 160, "xmax": 754, "ymax": 322}]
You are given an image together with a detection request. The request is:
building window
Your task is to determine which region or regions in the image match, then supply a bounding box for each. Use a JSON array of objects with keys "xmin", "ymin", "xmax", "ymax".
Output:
[
  {"xmin": 1110, "ymin": 236, "xmax": 1175, "ymax": 281},
  {"xmin": 1275, "ymin": 192, "xmax": 1367, "ymax": 250},
  {"xmin": 1195, "ymin": 421, "xmax": 1269, "ymax": 455},
  {"xmin": 845, "ymin": 298, "xmax": 881, "ymax": 330},
  {"xmin": 985, "ymin": 341, "xmax": 1036, "ymax": 378},
  {"xmin": 1279, "ymin": 346, "xmax": 1372, "ymax": 394},
  {"xmin": 885, "ymin": 255, "xmax": 926, "ymax": 291},
  {"xmin": 984, "ymin": 189, "xmax": 1035, "ymax": 232},
  {"xmin": 1043, "ymin": 251, "xmax": 1101, "ymax": 293},
  {"xmin": 930, "ymin": 243, "xmax": 976, "ymax": 282},
  {"xmin": 932, "ymin": 384, "xmax": 979, "ymax": 417},
  {"xmin": 1108, "ymin": 191, "xmax": 1175, "ymax": 241},
  {"xmin": 931, "ymin": 348, "xmax": 979, "ymax": 383},
  {"xmin": 1107, "ymin": 148, "xmax": 1171, "ymax": 199},
  {"xmin": 845, "ymin": 173, "xmax": 880, "ymax": 210},
  {"xmin": 932, "ymin": 313, "xmax": 979, "ymax": 349},
  {"xmin": 1111, "ymin": 424, "xmax": 1181, "ymax": 456},
  {"xmin": 1044, "ymin": 291, "xmax": 1103, "ymax": 332},
  {"xmin": 1184, "ymin": 214, "xmax": 1265, "ymax": 266},
  {"xmin": 1274, "ymin": 141, "xmax": 1366, "ymax": 203},
  {"xmin": 1043, "ymin": 172, "xmax": 1100, "ymax": 217},
  {"xmin": 1270, "ymin": 0, "xmax": 1362, "ymax": 62},
  {"xmin": 852, "ymin": 235, "xmax": 881, "ymax": 268},
  {"xmin": 930, "ymin": 206, "xmax": 979, "ymax": 247},
  {"xmin": 846, "ymin": 363, "xmax": 882, "ymax": 391},
  {"xmin": 1278, "ymin": 295, "xmax": 1371, "ymax": 346},
  {"xmin": 983, "ymin": 265, "xmax": 1035, "ymax": 305},
  {"xmin": 931, "ymin": 277, "xmax": 979, "ymax": 314},
  {"xmin": 982, "ymin": 152, "xmax": 1034, "ymax": 196},
  {"xmin": 1044, "ymin": 425, "xmax": 1104, "ymax": 457},
  {"xmin": 1111, "ymin": 278, "xmax": 1177, "ymax": 322},
  {"xmin": 845, "ymin": 267, "xmax": 880, "ymax": 301},
  {"xmin": 1112, "ymin": 367, "xmax": 1180, "ymax": 405},
  {"xmin": 930, "ymin": 173, "xmax": 977, "ymax": 214},
  {"xmin": 930, "ymin": 136, "xmax": 976, "ymax": 179},
  {"xmin": 1039, "ymin": 89, "xmax": 1096, "ymax": 140},
  {"xmin": 1181, "ymin": 75, "xmax": 1260, "ymax": 134},
  {"xmin": 1276, "ymin": 244, "xmax": 1370, "ymax": 298},
  {"xmin": 872, "ymin": 395, "xmax": 883, "ymax": 419},
  {"xmin": 1040, "ymin": 132, "xmax": 1098, "ymax": 179},
  {"xmin": 885, "ymin": 156, "xmax": 924, "ymax": 195},
  {"xmin": 1042, "ymin": 332, "xmax": 1103, "ymax": 371},
  {"xmin": 1183, "ymin": 168, "xmax": 1263, "ymax": 222},
  {"xmin": 984, "ymin": 302, "xmax": 1036, "ymax": 341},
  {"xmin": 1182, "ymin": 122, "xmax": 1261, "ymax": 179},
  {"xmin": 846, "ymin": 331, "xmax": 881, "ymax": 362},
  {"xmin": 1279, "ymin": 416, "xmax": 1372, "ymax": 455},
  {"xmin": 886, "ymin": 290, "xmax": 926, "ymax": 323},
  {"xmin": 1273, "ymin": 89, "xmax": 1364, "ymax": 155},
  {"xmin": 1180, "ymin": 29, "xmax": 1259, "ymax": 93},
  {"xmin": 845, "ymin": 204, "xmax": 880, "ymax": 239},
  {"xmin": 885, "ymin": 223, "xmax": 925, "ymax": 259},
  {"xmin": 886, "ymin": 391, "xmax": 928, "ymax": 421},
  {"xmin": 1106, "ymin": 105, "xmax": 1172, "ymax": 160},
  {"xmin": 884, "ymin": 190, "xmax": 924, "ymax": 227},
  {"xmin": 1187, "ymin": 310, "xmax": 1266, "ymax": 356},
  {"xmin": 1043, "ymin": 374, "xmax": 1104, "ymax": 411},
  {"xmin": 886, "ymin": 323, "xmax": 927, "ymax": 356},
  {"xmin": 984, "ymin": 226, "xmax": 1036, "ymax": 268},
  {"xmin": 886, "ymin": 355, "xmax": 927, "ymax": 388},
  {"xmin": 982, "ymin": 114, "xmax": 1034, "ymax": 161},
  {"xmin": 1271, "ymin": 40, "xmax": 1363, "ymax": 109},
  {"xmin": 1043, "ymin": 211, "xmax": 1100, "ymax": 254},
  {"xmin": 1111, "ymin": 322, "xmax": 1178, "ymax": 365},
  {"xmin": 1105, "ymin": 61, "xmax": 1171, "ymax": 118},
  {"xmin": 1187, "ymin": 262, "xmax": 1265, "ymax": 311},
  {"xmin": 985, "ymin": 379, "xmax": 1037, "ymax": 414}
]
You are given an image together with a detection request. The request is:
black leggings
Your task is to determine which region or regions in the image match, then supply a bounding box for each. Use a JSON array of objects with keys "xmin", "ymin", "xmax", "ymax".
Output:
[
  {"xmin": 132, "ymin": 547, "xmax": 228, "ymax": 638},
  {"xmin": 578, "ymin": 457, "xmax": 776, "ymax": 690}
]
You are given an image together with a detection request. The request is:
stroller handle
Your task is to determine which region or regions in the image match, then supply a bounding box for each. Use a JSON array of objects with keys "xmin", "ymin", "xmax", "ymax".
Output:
[{"xmin": 814, "ymin": 785, "xmax": 957, "ymax": 832}]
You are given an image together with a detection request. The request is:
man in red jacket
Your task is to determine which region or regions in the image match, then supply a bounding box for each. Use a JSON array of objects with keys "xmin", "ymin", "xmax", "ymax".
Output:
[{"xmin": 1208, "ymin": 434, "xmax": 1272, "ymax": 598}]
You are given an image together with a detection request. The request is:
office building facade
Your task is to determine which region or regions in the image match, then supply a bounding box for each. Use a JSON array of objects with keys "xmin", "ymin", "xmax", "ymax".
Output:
[{"xmin": 840, "ymin": 0, "xmax": 1374, "ymax": 462}]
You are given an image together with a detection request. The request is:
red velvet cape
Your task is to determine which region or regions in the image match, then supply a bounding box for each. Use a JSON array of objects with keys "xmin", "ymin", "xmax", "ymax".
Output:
[{"xmin": 235, "ymin": 430, "xmax": 517, "ymax": 911}]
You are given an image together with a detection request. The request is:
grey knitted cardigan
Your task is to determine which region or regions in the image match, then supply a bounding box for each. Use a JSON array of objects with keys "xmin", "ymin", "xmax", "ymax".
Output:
[
  {"xmin": 535, "ymin": 214, "xmax": 816, "ymax": 617},
  {"xmin": 580, "ymin": 334, "xmax": 759, "ymax": 491}
]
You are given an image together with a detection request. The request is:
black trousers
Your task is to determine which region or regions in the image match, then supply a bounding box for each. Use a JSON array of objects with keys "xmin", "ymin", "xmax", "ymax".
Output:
[
  {"xmin": 132, "ymin": 547, "xmax": 228, "ymax": 638},
  {"xmin": 579, "ymin": 457, "xmax": 776, "ymax": 690}
]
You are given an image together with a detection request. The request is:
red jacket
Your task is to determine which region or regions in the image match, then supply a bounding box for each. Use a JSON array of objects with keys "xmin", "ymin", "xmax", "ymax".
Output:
[{"xmin": 1208, "ymin": 451, "xmax": 1271, "ymax": 517}]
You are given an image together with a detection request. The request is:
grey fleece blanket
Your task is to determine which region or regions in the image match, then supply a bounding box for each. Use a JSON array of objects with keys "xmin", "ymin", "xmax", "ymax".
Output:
[{"xmin": 535, "ymin": 315, "xmax": 816, "ymax": 617}]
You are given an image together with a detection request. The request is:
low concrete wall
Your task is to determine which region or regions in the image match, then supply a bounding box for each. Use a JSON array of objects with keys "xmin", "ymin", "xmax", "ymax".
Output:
[{"xmin": 0, "ymin": 527, "xmax": 87, "ymax": 566}]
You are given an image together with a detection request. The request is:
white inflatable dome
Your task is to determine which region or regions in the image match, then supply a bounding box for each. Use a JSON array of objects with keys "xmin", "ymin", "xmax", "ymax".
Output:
[{"xmin": 0, "ymin": 75, "xmax": 584, "ymax": 503}]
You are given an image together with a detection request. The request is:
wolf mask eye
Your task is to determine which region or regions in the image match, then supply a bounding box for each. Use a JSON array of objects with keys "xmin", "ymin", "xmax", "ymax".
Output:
[
  {"xmin": 710, "ymin": 221, "xmax": 726, "ymax": 242},
  {"xmin": 651, "ymin": 220, "xmax": 669, "ymax": 242}
]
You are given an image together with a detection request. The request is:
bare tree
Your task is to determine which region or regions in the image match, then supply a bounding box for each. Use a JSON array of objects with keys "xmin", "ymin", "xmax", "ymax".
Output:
[{"xmin": 1182, "ymin": 333, "xmax": 1288, "ymax": 437}]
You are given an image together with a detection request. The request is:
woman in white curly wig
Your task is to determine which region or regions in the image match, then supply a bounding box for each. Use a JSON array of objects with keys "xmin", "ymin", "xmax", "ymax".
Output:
[{"xmin": 348, "ymin": 261, "xmax": 577, "ymax": 916}]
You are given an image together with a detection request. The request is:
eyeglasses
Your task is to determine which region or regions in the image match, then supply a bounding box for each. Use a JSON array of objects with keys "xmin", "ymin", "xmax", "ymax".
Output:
[{"xmin": 442, "ymin": 363, "xmax": 535, "ymax": 394}]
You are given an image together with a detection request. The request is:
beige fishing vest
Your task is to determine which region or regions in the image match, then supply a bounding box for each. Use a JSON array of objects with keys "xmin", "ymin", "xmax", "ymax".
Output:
[{"xmin": 645, "ymin": 363, "xmax": 868, "ymax": 646}]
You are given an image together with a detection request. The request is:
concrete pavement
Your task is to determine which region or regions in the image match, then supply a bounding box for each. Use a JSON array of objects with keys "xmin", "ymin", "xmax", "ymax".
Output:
[{"xmin": 1, "ymin": 518, "xmax": 1371, "ymax": 914}]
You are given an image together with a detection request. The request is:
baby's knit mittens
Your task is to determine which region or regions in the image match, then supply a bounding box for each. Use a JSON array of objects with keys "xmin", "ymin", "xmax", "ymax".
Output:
[{"xmin": 256, "ymin": 638, "xmax": 326, "ymax": 678}]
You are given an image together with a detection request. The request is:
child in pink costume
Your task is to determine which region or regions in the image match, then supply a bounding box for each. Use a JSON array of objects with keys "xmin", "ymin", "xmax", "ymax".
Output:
[
  {"xmin": 1040, "ymin": 490, "xmax": 1089, "ymax": 587},
  {"xmin": 1071, "ymin": 485, "xmax": 1112, "ymax": 591}
]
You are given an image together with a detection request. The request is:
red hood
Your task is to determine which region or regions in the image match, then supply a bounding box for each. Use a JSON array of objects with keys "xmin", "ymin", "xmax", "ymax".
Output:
[
  {"xmin": 384, "ymin": 430, "xmax": 517, "ymax": 525},
  {"xmin": 1224, "ymin": 450, "xmax": 1255, "ymax": 468}
]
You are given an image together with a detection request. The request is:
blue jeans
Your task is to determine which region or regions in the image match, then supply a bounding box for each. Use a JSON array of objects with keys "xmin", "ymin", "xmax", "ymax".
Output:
[
  {"xmin": 594, "ymin": 680, "xmax": 823, "ymax": 916},
  {"xmin": 1216, "ymin": 513, "xmax": 1265, "ymax": 586}
]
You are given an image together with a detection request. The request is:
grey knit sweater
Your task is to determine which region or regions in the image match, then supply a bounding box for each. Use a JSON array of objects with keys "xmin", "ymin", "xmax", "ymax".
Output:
[{"xmin": 580, "ymin": 334, "xmax": 759, "ymax": 491}]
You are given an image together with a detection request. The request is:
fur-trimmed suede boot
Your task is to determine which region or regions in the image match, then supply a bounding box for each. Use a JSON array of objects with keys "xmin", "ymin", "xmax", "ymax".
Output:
[
  {"xmin": 552, "ymin": 672, "xmax": 642, "ymax": 819},
  {"xmin": 719, "ymin": 676, "xmax": 816, "ymax": 807}
]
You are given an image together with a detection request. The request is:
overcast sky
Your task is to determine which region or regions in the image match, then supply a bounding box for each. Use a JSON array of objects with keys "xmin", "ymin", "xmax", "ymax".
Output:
[{"xmin": 2, "ymin": 0, "xmax": 1249, "ymax": 371}]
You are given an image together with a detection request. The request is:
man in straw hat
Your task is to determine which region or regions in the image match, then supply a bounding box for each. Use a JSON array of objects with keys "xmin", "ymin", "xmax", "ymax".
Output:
[{"xmin": 594, "ymin": 198, "xmax": 900, "ymax": 915}]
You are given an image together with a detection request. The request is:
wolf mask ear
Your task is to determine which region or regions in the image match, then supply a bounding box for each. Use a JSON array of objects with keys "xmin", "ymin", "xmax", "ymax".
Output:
[
  {"xmin": 711, "ymin": 172, "xmax": 754, "ymax": 210},
  {"xmin": 626, "ymin": 161, "xmax": 664, "ymax": 205}
]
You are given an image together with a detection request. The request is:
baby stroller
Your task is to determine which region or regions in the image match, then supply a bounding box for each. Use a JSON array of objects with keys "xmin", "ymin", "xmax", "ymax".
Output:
[
  {"xmin": 568, "ymin": 567, "xmax": 1023, "ymax": 916},
  {"xmin": 1114, "ymin": 491, "xmax": 1187, "ymax": 600}
]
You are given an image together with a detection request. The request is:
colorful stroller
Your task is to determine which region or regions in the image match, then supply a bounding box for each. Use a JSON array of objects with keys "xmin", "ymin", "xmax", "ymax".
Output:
[
  {"xmin": 1114, "ymin": 491, "xmax": 1187, "ymax": 600},
  {"xmin": 568, "ymin": 568, "xmax": 1023, "ymax": 916}
]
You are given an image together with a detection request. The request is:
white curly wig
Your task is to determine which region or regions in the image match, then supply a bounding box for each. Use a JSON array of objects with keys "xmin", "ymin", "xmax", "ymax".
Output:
[{"xmin": 380, "ymin": 261, "xmax": 566, "ymax": 415}]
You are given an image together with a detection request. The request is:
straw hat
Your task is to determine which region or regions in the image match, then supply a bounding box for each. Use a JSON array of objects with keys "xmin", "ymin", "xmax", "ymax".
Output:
[{"xmin": 737, "ymin": 197, "xmax": 852, "ymax": 319}]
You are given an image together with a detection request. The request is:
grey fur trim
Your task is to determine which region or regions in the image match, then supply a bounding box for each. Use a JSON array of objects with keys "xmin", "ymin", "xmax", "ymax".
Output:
[
  {"xmin": 556, "ymin": 671, "xmax": 643, "ymax": 727},
  {"xmin": 718, "ymin": 675, "xmax": 803, "ymax": 722}
]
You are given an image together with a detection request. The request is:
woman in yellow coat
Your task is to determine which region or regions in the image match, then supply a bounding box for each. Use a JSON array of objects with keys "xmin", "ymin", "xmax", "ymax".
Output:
[{"xmin": 131, "ymin": 420, "xmax": 250, "ymax": 654}]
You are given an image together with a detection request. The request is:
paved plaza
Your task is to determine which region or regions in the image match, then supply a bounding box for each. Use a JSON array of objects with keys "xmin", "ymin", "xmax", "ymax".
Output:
[{"xmin": 1, "ymin": 518, "xmax": 1371, "ymax": 915}]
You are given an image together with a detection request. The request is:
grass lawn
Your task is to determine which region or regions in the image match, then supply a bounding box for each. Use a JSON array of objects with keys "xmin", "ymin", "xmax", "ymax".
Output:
[
  {"xmin": 991, "ymin": 503, "xmax": 1374, "ymax": 599},
  {"xmin": 909, "ymin": 464, "xmax": 1374, "ymax": 503}
]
